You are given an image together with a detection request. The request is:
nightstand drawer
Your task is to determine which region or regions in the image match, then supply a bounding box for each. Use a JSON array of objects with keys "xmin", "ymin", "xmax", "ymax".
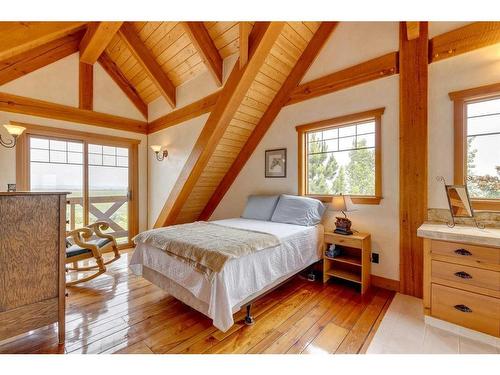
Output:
[
  {"xmin": 431, "ymin": 240, "xmax": 499, "ymax": 266},
  {"xmin": 431, "ymin": 284, "xmax": 500, "ymax": 337},
  {"xmin": 431, "ymin": 260, "xmax": 500, "ymax": 296},
  {"xmin": 324, "ymin": 234, "xmax": 361, "ymax": 249}
]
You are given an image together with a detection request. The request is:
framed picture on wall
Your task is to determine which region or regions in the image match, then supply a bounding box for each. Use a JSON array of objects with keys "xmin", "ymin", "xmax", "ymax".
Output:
[{"xmin": 265, "ymin": 148, "xmax": 287, "ymax": 178}]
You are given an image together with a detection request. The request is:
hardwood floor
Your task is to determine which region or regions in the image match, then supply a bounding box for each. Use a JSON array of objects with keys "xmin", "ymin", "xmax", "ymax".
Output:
[{"xmin": 0, "ymin": 249, "xmax": 395, "ymax": 354}]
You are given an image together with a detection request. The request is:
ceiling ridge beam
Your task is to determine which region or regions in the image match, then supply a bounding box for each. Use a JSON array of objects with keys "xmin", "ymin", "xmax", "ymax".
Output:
[
  {"xmin": 79, "ymin": 22, "xmax": 123, "ymax": 64},
  {"xmin": 153, "ymin": 22, "xmax": 285, "ymax": 228},
  {"xmin": 0, "ymin": 91, "xmax": 147, "ymax": 134},
  {"xmin": 183, "ymin": 22, "xmax": 223, "ymax": 86},
  {"xmin": 198, "ymin": 22, "xmax": 339, "ymax": 221},
  {"xmin": 119, "ymin": 22, "xmax": 177, "ymax": 108},
  {"xmin": 147, "ymin": 91, "xmax": 220, "ymax": 134},
  {"xmin": 98, "ymin": 52, "xmax": 148, "ymax": 119},
  {"xmin": 0, "ymin": 30, "xmax": 85, "ymax": 86}
]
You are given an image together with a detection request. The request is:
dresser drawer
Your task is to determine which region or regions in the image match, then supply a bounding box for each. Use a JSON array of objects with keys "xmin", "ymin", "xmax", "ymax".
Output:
[
  {"xmin": 431, "ymin": 284, "xmax": 500, "ymax": 337},
  {"xmin": 431, "ymin": 240, "xmax": 499, "ymax": 266},
  {"xmin": 432, "ymin": 260, "xmax": 500, "ymax": 297}
]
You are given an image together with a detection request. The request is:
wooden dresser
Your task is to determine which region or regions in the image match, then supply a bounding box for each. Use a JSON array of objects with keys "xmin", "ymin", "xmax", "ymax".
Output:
[
  {"xmin": 418, "ymin": 223, "xmax": 500, "ymax": 338},
  {"xmin": 0, "ymin": 192, "xmax": 67, "ymax": 344}
]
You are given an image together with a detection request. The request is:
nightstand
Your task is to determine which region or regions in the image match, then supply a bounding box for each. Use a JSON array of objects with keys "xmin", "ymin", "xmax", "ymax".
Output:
[{"xmin": 323, "ymin": 231, "xmax": 371, "ymax": 294}]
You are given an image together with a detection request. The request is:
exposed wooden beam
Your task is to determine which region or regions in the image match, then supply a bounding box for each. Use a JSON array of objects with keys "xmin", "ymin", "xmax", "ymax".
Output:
[
  {"xmin": 429, "ymin": 21, "xmax": 500, "ymax": 63},
  {"xmin": 406, "ymin": 22, "xmax": 420, "ymax": 40},
  {"xmin": 119, "ymin": 23, "xmax": 176, "ymax": 108},
  {"xmin": 0, "ymin": 22, "xmax": 86, "ymax": 62},
  {"xmin": 199, "ymin": 22, "xmax": 339, "ymax": 221},
  {"xmin": 153, "ymin": 22, "xmax": 285, "ymax": 228},
  {"xmin": 183, "ymin": 22, "xmax": 223, "ymax": 86},
  {"xmin": 0, "ymin": 91, "xmax": 147, "ymax": 134},
  {"xmin": 98, "ymin": 52, "xmax": 148, "ymax": 119},
  {"xmin": 148, "ymin": 91, "xmax": 220, "ymax": 134},
  {"xmin": 239, "ymin": 22, "xmax": 251, "ymax": 69},
  {"xmin": 287, "ymin": 52, "xmax": 399, "ymax": 106},
  {"xmin": 79, "ymin": 22, "xmax": 123, "ymax": 64},
  {"xmin": 79, "ymin": 62, "xmax": 93, "ymax": 110},
  {"xmin": 399, "ymin": 22, "xmax": 428, "ymax": 298},
  {"xmin": 0, "ymin": 30, "xmax": 85, "ymax": 86}
]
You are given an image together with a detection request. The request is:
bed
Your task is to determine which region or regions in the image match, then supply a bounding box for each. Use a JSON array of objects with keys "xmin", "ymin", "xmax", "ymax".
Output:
[{"xmin": 129, "ymin": 195, "xmax": 326, "ymax": 332}]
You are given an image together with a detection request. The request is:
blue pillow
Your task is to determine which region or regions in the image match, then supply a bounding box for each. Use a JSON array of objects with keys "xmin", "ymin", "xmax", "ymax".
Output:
[
  {"xmin": 241, "ymin": 195, "xmax": 280, "ymax": 221},
  {"xmin": 271, "ymin": 194, "xmax": 325, "ymax": 226}
]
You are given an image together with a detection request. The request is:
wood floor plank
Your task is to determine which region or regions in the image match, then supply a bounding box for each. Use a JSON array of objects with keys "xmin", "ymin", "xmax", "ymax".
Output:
[{"xmin": 0, "ymin": 249, "xmax": 394, "ymax": 355}]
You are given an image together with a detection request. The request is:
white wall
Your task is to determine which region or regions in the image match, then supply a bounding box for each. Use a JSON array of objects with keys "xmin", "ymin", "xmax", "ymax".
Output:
[
  {"xmin": 428, "ymin": 43, "xmax": 500, "ymax": 208},
  {"xmin": 0, "ymin": 53, "xmax": 148, "ymax": 232},
  {"xmin": 212, "ymin": 22, "xmax": 401, "ymax": 281}
]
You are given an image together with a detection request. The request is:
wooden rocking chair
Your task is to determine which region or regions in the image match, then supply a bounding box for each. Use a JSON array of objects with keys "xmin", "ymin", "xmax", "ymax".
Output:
[{"xmin": 65, "ymin": 221, "xmax": 120, "ymax": 286}]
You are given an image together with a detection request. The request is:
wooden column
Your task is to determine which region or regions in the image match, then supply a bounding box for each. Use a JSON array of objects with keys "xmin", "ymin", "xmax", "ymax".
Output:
[
  {"xmin": 399, "ymin": 22, "xmax": 428, "ymax": 298},
  {"xmin": 79, "ymin": 62, "xmax": 93, "ymax": 110}
]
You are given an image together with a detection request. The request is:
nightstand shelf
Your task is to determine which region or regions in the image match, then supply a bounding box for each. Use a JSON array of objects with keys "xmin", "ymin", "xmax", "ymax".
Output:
[
  {"xmin": 323, "ymin": 231, "xmax": 371, "ymax": 294},
  {"xmin": 325, "ymin": 269, "xmax": 362, "ymax": 284},
  {"xmin": 324, "ymin": 254, "xmax": 362, "ymax": 267}
]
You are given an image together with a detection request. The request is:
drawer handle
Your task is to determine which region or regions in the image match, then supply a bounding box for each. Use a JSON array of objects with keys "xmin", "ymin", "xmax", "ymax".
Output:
[
  {"xmin": 454, "ymin": 304, "xmax": 472, "ymax": 313},
  {"xmin": 454, "ymin": 248, "xmax": 472, "ymax": 256},
  {"xmin": 454, "ymin": 271, "xmax": 472, "ymax": 279}
]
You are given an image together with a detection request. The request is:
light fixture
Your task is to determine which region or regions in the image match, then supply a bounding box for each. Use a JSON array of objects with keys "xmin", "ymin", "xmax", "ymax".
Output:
[
  {"xmin": 0, "ymin": 124, "xmax": 25, "ymax": 148},
  {"xmin": 150, "ymin": 145, "xmax": 168, "ymax": 161},
  {"xmin": 331, "ymin": 194, "xmax": 353, "ymax": 235}
]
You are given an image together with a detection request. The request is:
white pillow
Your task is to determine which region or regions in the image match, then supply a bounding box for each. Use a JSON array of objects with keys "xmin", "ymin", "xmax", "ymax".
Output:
[
  {"xmin": 271, "ymin": 194, "xmax": 325, "ymax": 226},
  {"xmin": 241, "ymin": 195, "xmax": 280, "ymax": 221}
]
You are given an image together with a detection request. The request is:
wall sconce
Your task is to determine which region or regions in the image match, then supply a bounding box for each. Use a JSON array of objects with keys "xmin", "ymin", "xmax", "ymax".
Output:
[
  {"xmin": 151, "ymin": 145, "xmax": 168, "ymax": 161},
  {"xmin": 0, "ymin": 124, "xmax": 25, "ymax": 149}
]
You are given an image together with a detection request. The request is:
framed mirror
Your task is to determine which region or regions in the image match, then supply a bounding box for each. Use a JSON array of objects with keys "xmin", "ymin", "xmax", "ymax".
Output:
[{"xmin": 437, "ymin": 176, "xmax": 483, "ymax": 228}]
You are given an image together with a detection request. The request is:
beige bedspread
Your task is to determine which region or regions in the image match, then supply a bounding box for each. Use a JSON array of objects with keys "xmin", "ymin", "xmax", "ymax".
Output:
[{"xmin": 132, "ymin": 221, "xmax": 280, "ymax": 279}]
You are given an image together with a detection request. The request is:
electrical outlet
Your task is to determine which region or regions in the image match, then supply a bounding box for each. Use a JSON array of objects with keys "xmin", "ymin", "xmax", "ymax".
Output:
[{"xmin": 371, "ymin": 253, "xmax": 379, "ymax": 264}]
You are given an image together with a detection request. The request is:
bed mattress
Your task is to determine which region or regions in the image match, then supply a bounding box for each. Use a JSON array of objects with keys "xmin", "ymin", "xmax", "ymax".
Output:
[{"xmin": 129, "ymin": 218, "xmax": 324, "ymax": 331}]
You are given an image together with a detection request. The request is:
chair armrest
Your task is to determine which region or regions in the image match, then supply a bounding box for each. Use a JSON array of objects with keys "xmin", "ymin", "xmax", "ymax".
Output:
[
  {"xmin": 67, "ymin": 228, "xmax": 95, "ymax": 249},
  {"xmin": 67, "ymin": 228, "xmax": 100, "ymax": 257},
  {"xmin": 86, "ymin": 221, "xmax": 117, "ymax": 244}
]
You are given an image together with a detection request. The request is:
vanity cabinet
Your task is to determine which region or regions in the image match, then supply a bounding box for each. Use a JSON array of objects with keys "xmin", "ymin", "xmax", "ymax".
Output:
[{"xmin": 418, "ymin": 224, "xmax": 500, "ymax": 338}]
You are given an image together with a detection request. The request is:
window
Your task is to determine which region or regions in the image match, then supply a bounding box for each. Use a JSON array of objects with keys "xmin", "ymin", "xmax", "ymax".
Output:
[
  {"xmin": 450, "ymin": 84, "xmax": 500, "ymax": 211},
  {"xmin": 296, "ymin": 108, "xmax": 383, "ymax": 204}
]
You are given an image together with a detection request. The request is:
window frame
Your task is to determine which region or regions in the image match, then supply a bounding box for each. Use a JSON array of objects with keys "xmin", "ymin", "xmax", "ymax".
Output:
[
  {"xmin": 296, "ymin": 107, "xmax": 384, "ymax": 205},
  {"xmin": 449, "ymin": 83, "xmax": 500, "ymax": 212},
  {"xmin": 14, "ymin": 121, "xmax": 141, "ymax": 247}
]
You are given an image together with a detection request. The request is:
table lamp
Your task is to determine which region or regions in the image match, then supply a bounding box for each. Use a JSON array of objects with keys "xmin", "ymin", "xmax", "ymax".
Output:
[{"xmin": 331, "ymin": 195, "xmax": 352, "ymax": 235}]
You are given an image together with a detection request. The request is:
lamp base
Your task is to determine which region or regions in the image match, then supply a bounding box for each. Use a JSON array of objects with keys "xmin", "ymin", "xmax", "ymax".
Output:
[
  {"xmin": 334, "ymin": 216, "xmax": 353, "ymax": 235},
  {"xmin": 334, "ymin": 228, "xmax": 353, "ymax": 235}
]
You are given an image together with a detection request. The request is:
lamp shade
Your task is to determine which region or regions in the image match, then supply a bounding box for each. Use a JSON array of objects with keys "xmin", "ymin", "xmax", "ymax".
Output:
[
  {"xmin": 331, "ymin": 195, "xmax": 347, "ymax": 212},
  {"xmin": 150, "ymin": 145, "xmax": 162, "ymax": 153},
  {"xmin": 3, "ymin": 124, "xmax": 25, "ymax": 137}
]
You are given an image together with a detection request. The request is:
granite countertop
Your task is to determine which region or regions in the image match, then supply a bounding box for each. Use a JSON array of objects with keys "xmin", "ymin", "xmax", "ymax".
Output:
[{"xmin": 417, "ymin": 222, "xmax": 500, "ymax": 248}]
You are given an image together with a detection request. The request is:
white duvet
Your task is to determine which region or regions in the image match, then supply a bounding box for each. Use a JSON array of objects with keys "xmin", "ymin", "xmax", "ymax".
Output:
[{"xmin": 129, "ymin": 218, "xmax": 323, "ymax": 331}]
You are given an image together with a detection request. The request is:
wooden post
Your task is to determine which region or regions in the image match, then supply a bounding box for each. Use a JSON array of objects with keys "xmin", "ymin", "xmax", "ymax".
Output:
[{"xmin": 399, "ymin": 22, "xmax": 428, "ymax": 298}]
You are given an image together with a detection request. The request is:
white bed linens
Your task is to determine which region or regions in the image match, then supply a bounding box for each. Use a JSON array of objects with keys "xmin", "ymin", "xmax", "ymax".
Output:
[{"xmin": 129, "ymin": 218, "xmax": 323, "ymax": 331}]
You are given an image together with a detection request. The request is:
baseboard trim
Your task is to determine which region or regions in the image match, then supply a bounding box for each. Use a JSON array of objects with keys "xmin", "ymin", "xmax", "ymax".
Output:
[{"xmin": 371, "ymin": 275, "xmax": 400, "ymax": 292}]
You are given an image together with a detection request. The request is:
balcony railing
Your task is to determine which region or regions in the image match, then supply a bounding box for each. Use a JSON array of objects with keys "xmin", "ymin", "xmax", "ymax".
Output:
[{"xmin": 67, "ymin": 195, "xmax": 128, "ymax": 240}]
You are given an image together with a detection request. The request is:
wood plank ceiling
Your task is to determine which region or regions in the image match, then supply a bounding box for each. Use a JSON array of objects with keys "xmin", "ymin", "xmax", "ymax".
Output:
[
  {"xmin": 158, "ymin": 22, "xmax": 323, "ymax": 225},
  {"xmin": 104, "ymin": 22, "xmax": 255, "ymax": 105}
]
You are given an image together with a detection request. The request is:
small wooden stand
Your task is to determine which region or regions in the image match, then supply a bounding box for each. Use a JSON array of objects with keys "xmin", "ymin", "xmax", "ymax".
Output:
[{"xmin": 323, "ymin": 231, "xmax": 371, "ymax": 294}]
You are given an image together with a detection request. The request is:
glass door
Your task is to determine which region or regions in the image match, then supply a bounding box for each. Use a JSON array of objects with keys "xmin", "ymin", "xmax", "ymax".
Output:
[
  {"xmin": 87, "ymin": 143, "xmax": 130, "ymax": 244},
  {"xmin": 29, "ymin": 136, "xmax": 84, "ymax": 231}
]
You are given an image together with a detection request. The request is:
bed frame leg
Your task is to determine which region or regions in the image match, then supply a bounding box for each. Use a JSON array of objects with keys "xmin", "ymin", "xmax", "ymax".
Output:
[{"xmin": 244, "ymin": 304, "xmax": 255, "ymax": 325}]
